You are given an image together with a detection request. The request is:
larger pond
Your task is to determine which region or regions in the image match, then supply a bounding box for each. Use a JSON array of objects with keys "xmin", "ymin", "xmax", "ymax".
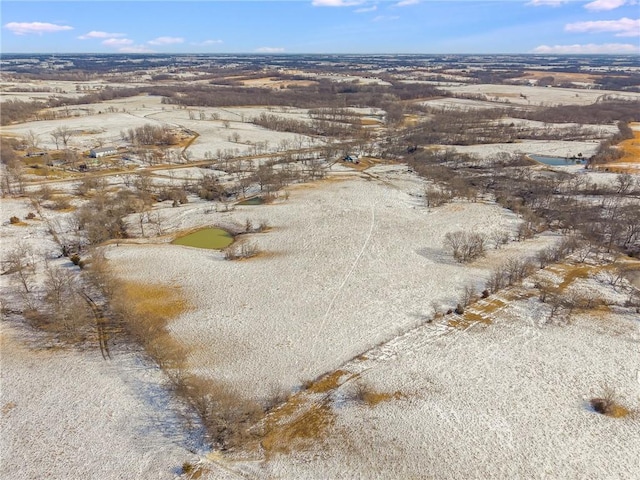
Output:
[
  {"xmin": 530, "ymin": 155, "xmax": 586, "ymax": 167},
  {"xmin": 171, "ymin": 228, "xmax": 234, "ymax": 249}
]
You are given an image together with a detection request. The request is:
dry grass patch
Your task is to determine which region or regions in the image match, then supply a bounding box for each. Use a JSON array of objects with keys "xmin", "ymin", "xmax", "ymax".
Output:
[
  {"xmin": 1, "ymin": 402, "xmax": 17, "ymax": 416},
  {"xmin": 260, "ymin": 370, "xmax": 355, "ymax": 456},
  {"xmin": 473, "ymin": 298, "xmax": 506, "ymax": 316},
  {"xmin": 360, "ymin": 118, "xmax": 382, "ymax": 126},
  {"xmin": 261, "ymin": 373, "xmax": 407, "ymax": 456},
  {"xmin": 519, "ymin": 70, "xmax": 597, "ymax": 84},
  {"xmin": 110, "ymin": 280, "xmax": 191, "ymax": 370},
  {"xmin": 612, "ymin": 126, "xmax": 640, "ymax": 165},
  {"xmin": 359, "ymin": 391, "xmax": 397, "ymax": 406},
  {"xmin": 448, "ymin": 312, "xmax": 487, "ymax": 330},
  {"xmin": 308, "ymin": 370, "xmax": 353, "ymax": 394},
  {"xmin": 110, "ymin": 280, "xmax": 265, "ymax": 450},
  {"xmin": 594, "ymin": 124, "xmax": 640, "ymax": 172},
  {"xmin": 117, "ymin": 281, "xmax": 189, "ymax": 319},
  {"xmin": 447, "ymin": 290, "xmax": 519, "ymax": 330},
  {"xmin": 590, "ymin": 386, "xmax": 632, "ymax": 419},
  {"xmin": 402, "ymin": 114, "xmax": 420, "ymax": 127},
  {"xmin": 352, "ymin": 381, "xmax": 405, "ymax": 407},
  {"xmin": 548, "ymin": 263, "xmax": 599, "ymax": 291},
  {"xmin": 181, "ymin": 461, "xmax": 206, "ymax": 479},
  {"xmin": 8, "ymin": 218, "xmax": 28, "ymax": 227},
  {"xmin": 261, "ymin": 401, "xmax": 336, "ymax": 456},
  {"xmin": 447, "ymin": 316, "xmax": 467, "ymax": 330},
  {"xmin": 463, "ymin": 311, "xmax": 490, "ymax": 324}
]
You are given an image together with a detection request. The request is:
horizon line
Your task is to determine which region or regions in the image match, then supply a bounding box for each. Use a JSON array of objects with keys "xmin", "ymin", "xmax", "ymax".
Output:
[{"xmin": 3, "ymin": 52, "xmax": 639, "ymax": 56}]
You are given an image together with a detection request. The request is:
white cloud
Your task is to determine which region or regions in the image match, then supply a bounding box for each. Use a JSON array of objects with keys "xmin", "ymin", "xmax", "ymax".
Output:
[
  {"xmin": 565, "ymin": 17, "xmax": 640, "ymax": 36},
  {"xmin": 102, "ymin": 38, "xmax": 133, "ymax": 47},
  {"xmin": 78, "ymin": 31, "xmax": 126, "ymax": 40},
  {"xmin": 395, "ymin": 0, "xmax": 420, "ymax": 6},
  {"xmin": 119, "ymin": 45, "xmax": 155, "ymax": 53},
  {"xmin": 256, "ymin": 47, "xmax": 285, "ymax": 53},
  {"xmin": 148, "ymin": 36, "xmax": 185, "ymax": 45},
  {"xmin": 4, "ymin": 22, "xmax": 73, "ymax": 35},
  {"xmin": 355, "ymin": 5, "xmax": 378, "ymax": 13},
  {"xmin": 532, "ymin": 43, "xmax": 639, "ymax": 53},
  {"xmin": 192, "ymin": 39, "xmax": 224, "ymax": 46},
  {"xmin": 527, "ymin": 0, "xmax": 568, "ymax": 6},
  {"xmin": 584, "ymin": 0, "xmax": 634, "ymax": 11},
  {"xmin": 312, "ymin": 0, "xmax": 365, "ymax": 6}
]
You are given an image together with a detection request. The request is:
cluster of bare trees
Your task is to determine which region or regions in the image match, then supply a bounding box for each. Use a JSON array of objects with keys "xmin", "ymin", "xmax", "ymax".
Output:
[
  {"xmin": 223, "ymin": 241, "xmax": 259, "ymax": 260},
  {"xmin": 1, "ymin": 140, "xmax": 25, "ymax": 196},
  {"xmin": 424, "ymin": 185, "xmax": 453, "ymax": 208},
  {"xmin": 536, "ymin": 278, "xmax": 618, "ymax": 325},
  {"xmin": 0, "ymin": 99, "xmax": 46, "ymax": 125},
  {"xmin": 154, "ymin": 78, "xmax": 442, "ymax": 112},
  {"xmin": 408, "ymin": 144, "xmax": 639, "ymax": 257},
  {"xmin": 121, "ymin": 124, "xmax": 178, "ymax": 146},
  {"xmin": 405, "ymin": 105, "xmax": 608, "ymax": 147},
  {"xmin": 1, "ymin": 87, "xmax": 145, "ymax": 125},
  {"xmin": 308, "ymin": 107, "xmax": 360, "ymax": 123},
  {"xmin": 191, "ymin": 156, "xmax": 326, "ymax": 203},
  {"xmin": 50, "ymin": 126, "xmax": 74, "ymax": 149},
  {"xmin": 485, "ymin": 258, "xmax": 536, "ymax": 294},
  {"xmin": 251, "ymin": 112, "xmax": 356, "ymax": 138},
  {"xmin": 443, "ymin": 231, "xmax": 487, "ymax": 263},
  {"xmin": 587, "ymin": 138, "xmax": 628, "ymax": 168},
  {"xmin": 70, "ymin": 173, "xmax": 165, "ymax": 244},
  {"xmin": 522, "ymin": 100, "xmax": 640, "ymax": 125},
  {"xmin": 2, "ymin": 241, "xmax": 95, "ymax": 342}
]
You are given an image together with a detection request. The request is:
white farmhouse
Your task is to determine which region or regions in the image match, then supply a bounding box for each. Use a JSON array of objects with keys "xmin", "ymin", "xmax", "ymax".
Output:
[{"xmin": 89, "ymin": 146, "xmax": 117, "ymax": 158}]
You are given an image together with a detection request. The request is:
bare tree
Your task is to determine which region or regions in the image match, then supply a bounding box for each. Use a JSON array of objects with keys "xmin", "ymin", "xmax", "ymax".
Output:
[
  {"xmin": 615, "ymin": 173, "xmax": 635, "ymax": 196},
  {"xmin": 42, "ymin": 262, "xmax": 93, "ymax": 340},
  {"xmin": 51, "ymin": 126, "xmax": 74, "ymax": 149},
  {"xmin": 0, "ymin": 144, "xmax": 25, "ymax": 195},
  {"xmin": 43, "ymin": 262, "xmax": 75, "ymax": 312},
  {"xmin": 535, "ymin": 278, "xmax": 556, "ymax": 303},
  {"xmin": 4, "ymin": 241, "xmax": 35, "ymax": 293},
  {"xmin": 443, "ymin": 231, "xmax": 487, "ymax": 263},
  {"xmin": 490, "ymin": 229, "xmax": 511, "ymax": 249},
  {"xmin": 25, "ymin": 130, "xmax": 41, "ymax": 150},
  {"xmin": 424, "ymin": 185, "xmax": 451, "ymax": 209},
  {"xmin": 459, "ymin": 283, "xmax": 477, "ymax": 308}
]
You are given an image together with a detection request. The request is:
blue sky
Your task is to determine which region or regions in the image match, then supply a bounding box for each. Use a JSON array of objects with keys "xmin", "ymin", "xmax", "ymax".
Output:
[{"xmin": 2, "ymin": 1, "xmax": 639, "ymax": 54}]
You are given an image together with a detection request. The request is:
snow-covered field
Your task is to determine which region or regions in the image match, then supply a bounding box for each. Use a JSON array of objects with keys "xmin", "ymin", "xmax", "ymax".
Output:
[
  {"xmin": 1, "ymin": 97, "xmax": 320, "ymax": 160},
  {"xmin": 2, "ymin": 76, "xmax": 639, "ymax": 479},
  {"xmin": 258, "ymin": 299, "xmax": 640, "ymax": 479},
  {"xmin": 441, "ymin": 84, "xmax": 640, "ymax": 107},
  {"xmin": 450, "ymin": 140, "xmax": 602, "ymax": 159},
  {"xmin": 101, "ymin": 166, "xmax": 639, "ymax": 479},
  {"xmin": 1, "ymin": 159, "xmax": 638, "ymax": 478},
  {"xmin": 0, "ymin": 322, "xmax": 207, "ymax": 480},
  {"xmin": 106, "ymin": 166, "xmax": 547, "ymax": 402}
]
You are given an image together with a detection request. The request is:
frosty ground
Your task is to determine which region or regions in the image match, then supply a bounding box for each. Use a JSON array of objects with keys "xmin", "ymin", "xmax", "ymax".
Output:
[
  {"xmin": 107, "ymin": 165, "xmax": 528, "ymax": 400},
  {"xmin": 2, "ymin": 79, "xmax": 639, "ymax": 478},
  {"xmin": 104, "ymin": 165, "xmax": 636, "ymax": 479}
]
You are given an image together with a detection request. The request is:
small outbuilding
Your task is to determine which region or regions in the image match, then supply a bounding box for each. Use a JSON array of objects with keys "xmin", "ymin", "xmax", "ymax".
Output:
[
  {"xmin": 89, "ymin": 146, "xmax": 117, "ymax": 158},
  {"xmin": 343, "ymin": 154, "xmax": 360, "ymax": 164}
]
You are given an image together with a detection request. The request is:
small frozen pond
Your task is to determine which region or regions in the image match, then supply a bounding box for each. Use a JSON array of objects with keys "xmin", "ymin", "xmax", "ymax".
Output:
[{"xmin": 530, "ymin": 155, "xmax": 586, "ymax": 167}]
